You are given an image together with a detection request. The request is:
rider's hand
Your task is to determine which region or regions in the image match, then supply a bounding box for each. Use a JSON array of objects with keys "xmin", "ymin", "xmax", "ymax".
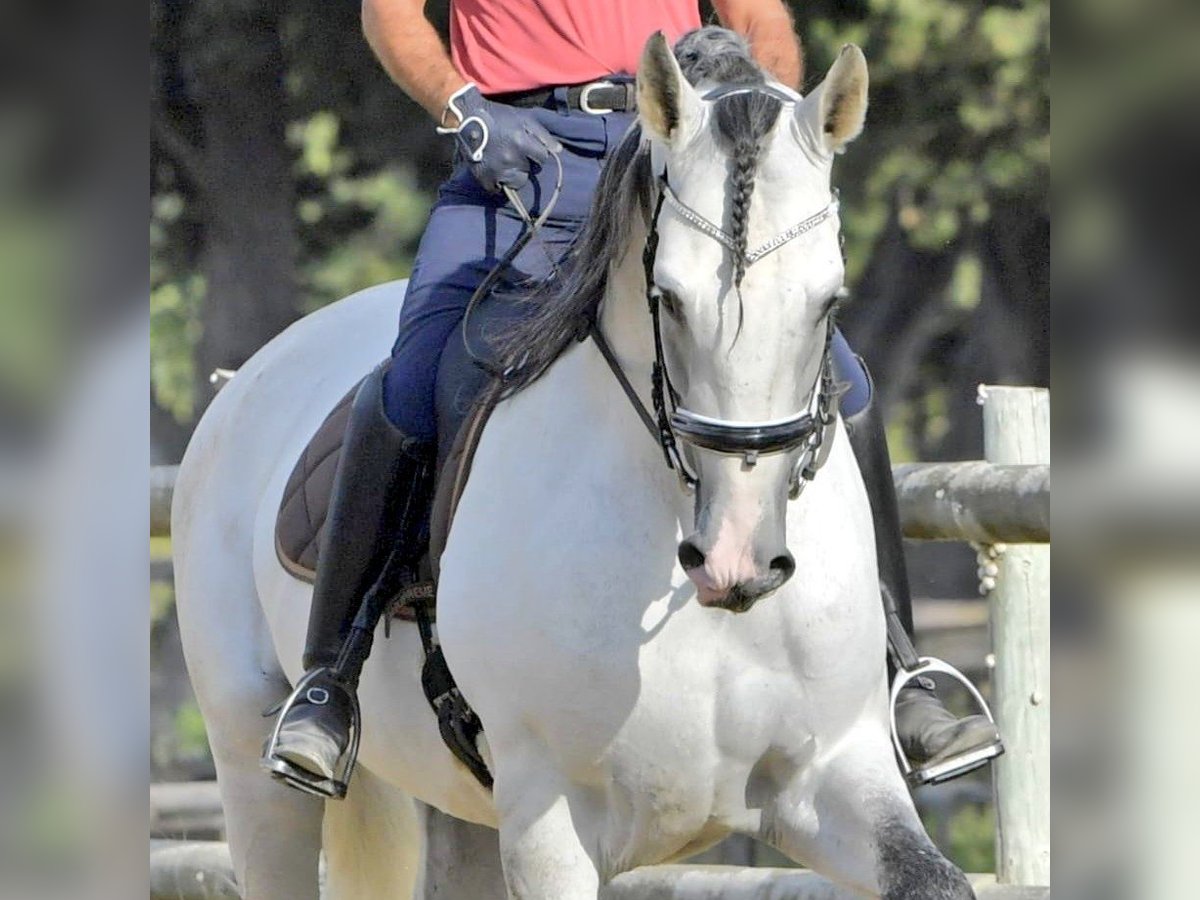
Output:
[{"xmin": 437, "ymin": 84, "xmax": 562, "ymax": 194}]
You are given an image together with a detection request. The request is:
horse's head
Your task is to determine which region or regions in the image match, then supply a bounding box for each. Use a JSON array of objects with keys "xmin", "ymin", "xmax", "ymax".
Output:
[{"xmin": 636, "ymin": 30, "xmax": 868, "ymax": 612}]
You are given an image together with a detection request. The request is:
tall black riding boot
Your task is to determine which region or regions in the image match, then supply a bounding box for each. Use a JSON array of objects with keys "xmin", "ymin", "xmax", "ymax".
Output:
[
  {"xmin": 845, "ymin": 376, "xmax": 1002, "ymax": 783},
  {"xmin": 262, "ymin": 366, "xmax": 434, "ymax": 799}
]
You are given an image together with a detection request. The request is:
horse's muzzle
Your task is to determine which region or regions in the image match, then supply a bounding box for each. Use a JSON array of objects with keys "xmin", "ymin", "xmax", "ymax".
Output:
[{"xmin": 678, "ymin": 538, "xmax": 796, "ymax": 612}]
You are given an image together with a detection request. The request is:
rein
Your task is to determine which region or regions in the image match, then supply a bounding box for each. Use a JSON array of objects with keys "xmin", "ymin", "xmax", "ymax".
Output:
[
  {"xmin": 460, "ymin": 152, "xmax": 566, "ymax": 380},
  {"xmin": 590, "ymin": 165, "xmax": 841, "ymax": 499}
]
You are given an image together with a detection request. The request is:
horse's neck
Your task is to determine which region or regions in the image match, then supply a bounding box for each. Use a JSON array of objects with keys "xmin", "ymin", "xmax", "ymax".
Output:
[
  {"xmin": 514, "ymin": 231, "xmax": 687, "ymax": 512},
  {"xmin": 596, "ymin": 230, "xmax": 657, "ymax": 403}
]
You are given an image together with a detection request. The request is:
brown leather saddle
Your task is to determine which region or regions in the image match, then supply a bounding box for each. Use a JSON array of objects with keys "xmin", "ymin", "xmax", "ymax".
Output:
[{"xmin": 274, "ymin": 370, "xmax": 504, "ymax": 618}]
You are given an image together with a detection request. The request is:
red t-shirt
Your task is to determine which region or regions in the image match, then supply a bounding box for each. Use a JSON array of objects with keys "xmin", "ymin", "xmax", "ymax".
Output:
[{"xmin": 451, "ymin": 0, "xmax": 701, "ymax": 96}]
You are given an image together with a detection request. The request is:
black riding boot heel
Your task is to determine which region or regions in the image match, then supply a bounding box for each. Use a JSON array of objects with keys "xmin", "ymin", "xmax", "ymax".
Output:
[
  {"xmin": 262, "ymin": 366, "xmax": 434, "ymax": 799},
  {"xmin": 845, "ymin": 369, "xmax": 1003, "ymax": 786}
]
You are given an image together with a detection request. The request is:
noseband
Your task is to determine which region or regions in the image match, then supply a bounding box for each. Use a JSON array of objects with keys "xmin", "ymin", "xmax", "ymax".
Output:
[{"xmin": 590, "ymin": 124, "xmax": 841, "ymax": 499}]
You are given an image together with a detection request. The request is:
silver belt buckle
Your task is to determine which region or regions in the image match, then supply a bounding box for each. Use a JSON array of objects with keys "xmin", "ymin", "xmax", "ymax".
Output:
[{"xmin": 579, "ymin": 80, "xmax": 618, "ymax": 115}]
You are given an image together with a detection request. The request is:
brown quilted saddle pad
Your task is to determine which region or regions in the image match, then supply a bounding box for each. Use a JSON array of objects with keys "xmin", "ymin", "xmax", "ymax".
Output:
[
  {"xmin": 274, "ymin": 373, "xmax": 501, "ymax": 586},
  {"xmin": 274, "ymin": 381, "xmax": 358, "ymax": 581}
]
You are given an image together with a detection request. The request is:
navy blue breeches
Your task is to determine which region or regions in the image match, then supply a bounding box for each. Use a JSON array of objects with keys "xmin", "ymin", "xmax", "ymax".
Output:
[{"xmin": 382, "ymin": 96, "xmax": 870, "ymax": 445}]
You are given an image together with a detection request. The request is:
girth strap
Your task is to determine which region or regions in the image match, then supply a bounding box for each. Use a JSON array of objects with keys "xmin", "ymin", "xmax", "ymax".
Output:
[{"xmin": 415, "ymin": 604, "xmax": 493, "ymax": 789}]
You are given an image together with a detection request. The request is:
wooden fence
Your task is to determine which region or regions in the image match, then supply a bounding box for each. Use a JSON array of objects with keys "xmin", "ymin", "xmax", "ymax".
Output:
[
  {"xmin": 149, "ymin": 385, "xmax": 1050, "ymax": 898},
  {"xmin": 149, "ymin": 461, "xmax": 1049, "ymax": 543},
  {"xmin": 148, "ymin": 840, "xmax": 1045, "ymax": 899}
]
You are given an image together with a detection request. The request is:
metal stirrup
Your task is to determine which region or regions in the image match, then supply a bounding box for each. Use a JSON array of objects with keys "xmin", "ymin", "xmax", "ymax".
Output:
[
  {"xmin": 888, "ymin": 654, "xmax": 1004, "ymax": 787},
  {"xmin": 261, "ymin": 667, "xmax": 362, "ymax": 800}
]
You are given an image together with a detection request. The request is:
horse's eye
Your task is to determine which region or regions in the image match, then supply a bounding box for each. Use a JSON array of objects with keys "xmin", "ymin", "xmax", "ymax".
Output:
[{"xmin": 658, "ymin": 288, "xmax": 684, "ymax": 323}]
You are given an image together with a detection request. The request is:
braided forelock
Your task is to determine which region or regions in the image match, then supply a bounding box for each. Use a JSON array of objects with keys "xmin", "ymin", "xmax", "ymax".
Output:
[
  {"xmin": 720, "ymin": 97, "xmax": 769, "ymax": 289},
  {"xmin": 713, "ymin": 91, "xmax": 783, "ymax": 347},
  {"xmin": 674, "ymin": 29, "xmax": 785, "ymax": 291}
]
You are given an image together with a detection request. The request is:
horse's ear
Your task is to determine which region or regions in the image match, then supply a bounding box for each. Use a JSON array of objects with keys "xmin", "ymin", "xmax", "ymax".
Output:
[
  {"xmin": 637, "ymin": 31, "xmax": 703, "ymax": 145},
  {"xmin": 797, "ymin": 44, "xmax": 868, "ymax": 154}
]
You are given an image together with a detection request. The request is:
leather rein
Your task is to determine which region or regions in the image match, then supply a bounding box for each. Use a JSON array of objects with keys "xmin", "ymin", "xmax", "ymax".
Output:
[{"xmin": 589, "ymin": 163, "xmax": 842, "ymax": 499}]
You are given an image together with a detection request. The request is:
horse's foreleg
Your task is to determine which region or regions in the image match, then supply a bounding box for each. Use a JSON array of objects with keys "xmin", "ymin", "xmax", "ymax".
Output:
[
  {"xmin": 494, "ymin": 763, "xmax": 601, "ymax": 900},
  {"xmin": 322, "ymin": 765, "xmax": 421, "ymax": 900},
  {"xmin": 415, "ymin": 801, "xmax": 507, "ymax": 900},
  {"xmin": 764, "ymin": 730, "xmax": 975, "ymax": 900}
]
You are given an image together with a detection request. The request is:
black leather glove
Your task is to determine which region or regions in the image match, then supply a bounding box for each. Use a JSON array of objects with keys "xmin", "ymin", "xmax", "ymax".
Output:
[{"xmin": 437, "ymin": 84, "xmax": 561, "ymax": 193}]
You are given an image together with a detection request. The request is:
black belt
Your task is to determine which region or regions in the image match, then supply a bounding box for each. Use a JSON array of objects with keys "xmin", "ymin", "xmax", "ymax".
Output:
[{"xmin": 490, "ymin": 79, "xmax": 637, "ymax": 115}]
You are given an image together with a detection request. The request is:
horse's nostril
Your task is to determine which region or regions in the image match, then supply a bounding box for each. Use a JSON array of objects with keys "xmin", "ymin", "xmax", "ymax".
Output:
[
  {"xmin": 769, "ymin": 552, "xmax": 796, "ymax": 580},
  {"xmin": 678, "ymin": 540, "xmax": 706, "ymax": 570}
]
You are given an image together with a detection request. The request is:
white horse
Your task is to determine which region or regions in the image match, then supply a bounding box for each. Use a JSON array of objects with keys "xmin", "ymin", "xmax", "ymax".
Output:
[{"xmin": 174, "ymin": 34, "xmax": 974, "ymax": 900}]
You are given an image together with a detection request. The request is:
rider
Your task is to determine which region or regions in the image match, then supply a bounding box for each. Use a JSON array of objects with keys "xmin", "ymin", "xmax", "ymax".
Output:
[{"xmin": 265, "ymin": 0, "xmax": 1002, "ymax": 798}]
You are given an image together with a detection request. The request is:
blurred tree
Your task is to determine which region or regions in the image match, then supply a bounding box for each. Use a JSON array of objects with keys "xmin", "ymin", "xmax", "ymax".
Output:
[
  {"xmin": 150, "ymin": 0, "xmax": 444, "ymax": 451},
  {"xmin": 152, "ymin": 0, "xmax": 296, "ymax": 432}
]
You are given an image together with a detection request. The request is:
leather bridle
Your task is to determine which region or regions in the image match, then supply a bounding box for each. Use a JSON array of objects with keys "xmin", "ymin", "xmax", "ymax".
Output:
[
  {"xmin": 468, "ymin": 82, "xmax": 844, "ymax": 499},
  {"xmin": 590, "ymin": 152, "xmax": 842, "ymax": 500}
]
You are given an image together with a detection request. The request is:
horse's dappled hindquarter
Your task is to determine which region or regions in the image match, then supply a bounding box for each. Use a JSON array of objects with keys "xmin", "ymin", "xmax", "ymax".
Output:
[{"xmin": 433, "ymin": 30, "xmax": 975, "ymax": 900}]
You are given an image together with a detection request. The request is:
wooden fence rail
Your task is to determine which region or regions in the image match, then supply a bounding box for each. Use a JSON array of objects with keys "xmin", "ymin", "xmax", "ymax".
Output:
[
  {"xmin": 893, "ymin": 461, "xmax": 1049, "ymax": 543},
  {"xmin": 149, "ymin": 461, "xmax": 1050, "ymax": 543},
  {"xmin": 149, "ymin": 840, "xmax": 1048, "ymax": 900},
  {"xmin": 151, "ymin": 781, "xmax": 225, "ymax": 837}
]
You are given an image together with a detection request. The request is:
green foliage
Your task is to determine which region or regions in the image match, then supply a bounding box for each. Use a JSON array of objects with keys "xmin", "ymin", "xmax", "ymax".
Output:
[
  {"xmin": 923, "ymin": 803, "xmax": 997, "ymax": 874},
  {"xmin": 173, "ymin": 700, "xmax": 212, "ymax": 759},
  {"xmin": 290, "ymin": 111, "xmax": 431, "ymax": 315},
  {"xmin": 949, "ymin": 253, "xmax": 982, "ymax": 311},
  {"xmin": 794, "ymin": 0, "xmax": 1049, "ymax": 273},
  {"xmin": 150, "ymin": 99, "xmax": 432, "ymax": 422},
  {"xmin": 153, "ymin": 699, "xmax": 212, "ymax": 770},
  {"xmin": 150, "ymin": 535, "xmax": 173, "ymax": 560},
  {"xmin": 151, "ymin": 580, "xmax": 175, "ymax": 626},
  {"xmin": 150, "ymin": 275, "xmax": 202, "ymax": 423}
]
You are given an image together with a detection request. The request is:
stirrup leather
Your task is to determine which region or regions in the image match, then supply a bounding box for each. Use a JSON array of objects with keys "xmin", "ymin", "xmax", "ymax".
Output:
[
  {"xmin": 261, "ymin": 667, "xmax": 362, "ymax": 800},
  {"xmin": 889, "ymin": 657, "xmax": 1004, "ymax": 787}
]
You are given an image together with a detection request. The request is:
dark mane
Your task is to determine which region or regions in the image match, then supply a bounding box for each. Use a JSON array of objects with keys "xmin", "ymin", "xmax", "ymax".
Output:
[{"xmin": 495, "ymin": 27, "xmax": 784, "ymax": 394}]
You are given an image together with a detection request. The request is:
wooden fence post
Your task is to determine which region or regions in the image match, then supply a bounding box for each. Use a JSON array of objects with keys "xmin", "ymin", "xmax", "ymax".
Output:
[{"xmin": 980, "ymin": 386, "xmax": 1050, "ymax": 886}]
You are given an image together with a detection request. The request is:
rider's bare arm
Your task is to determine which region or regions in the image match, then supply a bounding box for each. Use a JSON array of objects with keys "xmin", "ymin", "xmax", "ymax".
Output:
[
  {"xmin": 713, "ymin": 0, "xmax": 804, "ymax": 88},
  {"xmin": 361, "ymin": 0, "xmax": 468, "ymax": 122}
]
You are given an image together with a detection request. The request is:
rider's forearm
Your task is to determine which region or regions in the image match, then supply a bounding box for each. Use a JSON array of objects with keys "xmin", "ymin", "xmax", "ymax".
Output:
[
  {"xmin": 361, "ymin": 0, "xmax": 468, "ymax": 122},
  {"xmin": 713, "ymin": 0, "xmax": 804, "ymax": 88}
]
